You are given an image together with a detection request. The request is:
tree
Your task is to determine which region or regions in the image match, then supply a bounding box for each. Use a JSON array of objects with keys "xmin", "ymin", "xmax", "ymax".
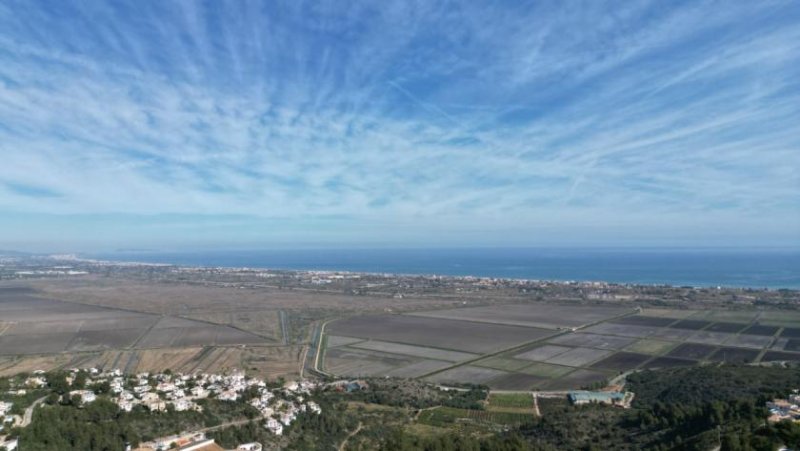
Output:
[
  {"xmin": 48, "ymin": 372, "xmax": 69, "ymax": 395},
  {"xmin": 73, "ymin": 371, "xmax": 87, "ymax": 390}
]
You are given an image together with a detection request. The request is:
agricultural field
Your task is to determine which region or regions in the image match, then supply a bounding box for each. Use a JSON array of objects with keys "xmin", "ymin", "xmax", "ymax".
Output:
[
  {"xmin": 780, "ymin": 327, "xmax": 800, "ymax": 338},
  {"xmin": 756, "ymin": 311, "xmax": 800, "ymax": 328},
  {"xmin": 545, "ymin": 369, "xmax": 610, "ymax": 390},
  {"xmin": 581, "ymin": 322, "xmax": 661, "ymax": 338},
  {"xmin": 384, "ymin": 360, "xmax": 454, "ymax": 378},
  {"xmin": 638, "ymin": 308, "xmax": 697, "ymax": 319},
  {"xmin": 0, "ymin": 290, "xmax": 267, "ymax": 356},
  {"xmin": 642, "ymin": 356, "xmax": 696, "ymax": 369},
  {"xmin": 183, "ymin": 310, "xmax": 283, "ymax": 342},
  {"xmin": 325, "ymin": 347, "xmax": 419, "ymax": 376},
  {"xmin": 611, "ymin": 315, "xmax": 677, "ymax": 327},
  {"xmin": 407, "ymin": 304, "xmax": 632, "ymax": 329},
  {"xmin": 0, "ymin": 284, "xmax": 305, "ymax": 380},
  {"xmin": 589, "ymin": 352, "xmax": 651, "ymax": 372},
  {"xmin": 514, "ymin": 344, "xmax": 572, "ymax": 361},
  {"xmin": 670, "ymin": 319, "xmax": 711, "ymax": 330},
  {"xmin": 417, "ymin": 406, "xmax": 535, "ymax": 428},
  {"xmin": 425, "ymin": 365, "xmax": 509, "ymax": 385},
  {"xmin": 624, "ymin": 339, "xmax": 677, "ymax": 355},
  {"xmin": 488, "ymin": 373, "xmax": 548, "ymax": 390},
  {"xmin": 4, "ymin": 279, "xmax": 798, "ymax": 390},
  {"xmin": 327, "ymin": 314, "xmax": 555, "ymax": 353},
  {"xmin": 742, "ymin": 324, "xmax": 780, "ymax": 336},
  {"xmin": 708, "ymin": 347, "xmax": 761, "ymax": 364},
  {"xmin": 517, "ymin": 362, "xmax": 573, "ymax": 378},
  {"xmin": 0, "ymin": 354, "xmax": 73, "ymax": 376},
  {"xmin": 325, "ymin": 335, "xmax": 365, "ymax": 348},
  {"xmin": 548, "ymin": 332, "xmax": 636, "ymax": 350},
  {"xmin": 488, "ymin": 393, "xmax": 534, "ymax": 410},
  {"xmin": 545, "ymin": 347, "xmax": 612, "ymax": 367},
  {"xmin": 706, "ymin": 322, "xmax": 748, "ymax": 333},
  {"xmin": 684, "ymin": 331, "xmax": 734, "ymax": 345},
  {"xmin": 666, "ymin": 343, "xmax": 717, "ymax": 360},
  {"xmin": 771, "ymin": 338, "xmax": 790, "ymax": 350},
  {"xmin": 473, "ymin": 356, "xmax": 532, "ymax": 372},
  {"xmin": 696, "ymin": 310, "xmax": 759, "ymax": 323},
  {"xmin": 648, "ymin": 327, "xmax": 697, "ymax": 341},
  {"xmin": 323, "ymin": 304, "xmax": 800, "ymax": 390},
  {"xmin": 350, "ymin": 340, "xmax": 478, "ymax": 362},
  {"xmin": 784, "ymin": 339, "xmax": 800, "ymax": 352},
  {"xmin": 725, "ymin": 334, "xmax": 774, "ymax": 349}
]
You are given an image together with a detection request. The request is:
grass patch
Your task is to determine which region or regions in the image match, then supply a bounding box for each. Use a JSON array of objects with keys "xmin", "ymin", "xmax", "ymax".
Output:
[
  {"xmin": 625, "ymin": 339, "xmax": 677, "ymax": 355},
  {"xmin": 404, "ymin": 422, "xmax": 454, "ymax": 437},
  {"xmin": 640, "ymin": 309, "xmax": 697, "ymax": 319},
  {"xmin": 418, "ymin": 407, "xmax": 473, "ymax": 427},
  {"xmin": 703, "ymin": 310, "xmax": 760, "ymax": 323},
  {"xmin": 346, "ymin": 401, "xmax": 402, "ymax": 412},
  {"xmin": 472, "ymin": 410, "xmax": 535, "ymax": 425},
  {"xmin": 472, "ymin": 356, "xmax": 530, "ymax": 372},
  {"xmin": 758, "ymin": 311, "xmax": 800, "ymax": 327},
  {"xmin": 488, "ymin": 393, "xmax": 533, "ymax": 409},
  {"xmin": 518, "ymin": 362, "xmax": 573, "ymax": 378},
  {"xmin": 418, "ymin": 406, "xmax": 534, "ymax": 428}
]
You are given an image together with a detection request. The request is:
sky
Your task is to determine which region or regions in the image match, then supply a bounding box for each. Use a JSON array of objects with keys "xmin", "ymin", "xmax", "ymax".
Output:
[{"xmin": 0, "ymin": 0, "xmax": 798, "ymax": 252}]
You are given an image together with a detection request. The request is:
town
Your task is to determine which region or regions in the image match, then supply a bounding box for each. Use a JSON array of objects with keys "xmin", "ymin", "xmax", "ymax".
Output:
[{"xmin": 0, "ymin": 367, "xmax": 326, "ymax": 451}]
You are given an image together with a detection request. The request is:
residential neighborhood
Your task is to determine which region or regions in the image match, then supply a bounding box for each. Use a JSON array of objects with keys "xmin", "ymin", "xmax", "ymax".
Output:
[{"xmin": 0, "ymin": 367, "xmax": 325, "ymax": 451}]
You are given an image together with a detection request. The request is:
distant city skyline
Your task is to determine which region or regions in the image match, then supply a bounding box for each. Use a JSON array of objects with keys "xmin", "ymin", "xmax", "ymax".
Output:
[{"xmin": 1, "ymin": 1, "xmax": 798, "ymax": 252}]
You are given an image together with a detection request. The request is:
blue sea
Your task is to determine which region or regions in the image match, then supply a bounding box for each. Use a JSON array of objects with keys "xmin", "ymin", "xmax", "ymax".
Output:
[{"xmin": 92, "ymin": 248, "xmax": 800, "ymax": 289}]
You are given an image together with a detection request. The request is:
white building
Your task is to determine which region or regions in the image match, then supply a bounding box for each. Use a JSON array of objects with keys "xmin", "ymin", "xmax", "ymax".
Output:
[
  {"xmin": 25, "ymin": 376, "xmax": 46, "ymax": 388},
  {"xmin": 191, "ymin": 386, "xmax": 209, "ymax": 399},
  {"xmin": 69, "ymin": 390, "xmax": 97, "ymax": 405},
  {"xmin": 265, "ymin": 418, "xmax": 283, "ymax": 435},
  {"xmin": 237, "ymin": 443, "xmax": 263, "ymax": 451},
  {"xmin": 116, "ymin": 399, "xmax": 135, "ymax": 412},
  {"xmin": 218, "ymin": 390, "xmax": 239, "ymax": 401},
  {"xmin": 280, "ymin": 412, "xmax": 295, "ymax": 426}
]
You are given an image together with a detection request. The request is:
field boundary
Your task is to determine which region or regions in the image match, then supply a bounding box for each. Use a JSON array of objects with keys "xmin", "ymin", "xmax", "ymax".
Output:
[{"xmin": 417, "ymin": 307, "xmax": 639, "ymax": 380}]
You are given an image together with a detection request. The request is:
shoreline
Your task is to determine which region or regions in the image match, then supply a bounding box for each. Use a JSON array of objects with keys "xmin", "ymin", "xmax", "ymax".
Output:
[{"xmin": 60, "ymin": 253, "xmax": 800, "ymax": 291}]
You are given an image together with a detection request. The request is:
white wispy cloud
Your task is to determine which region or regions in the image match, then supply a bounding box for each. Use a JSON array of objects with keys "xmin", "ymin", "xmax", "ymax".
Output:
[{"xmin": 0, "ymin": 0, "xmax": 797, "ymax": 249}]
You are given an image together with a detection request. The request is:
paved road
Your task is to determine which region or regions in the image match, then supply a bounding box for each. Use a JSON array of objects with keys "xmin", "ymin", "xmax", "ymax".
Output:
[
  {"xmin": 308, "ymin": 319, "xmax": 333, "ymax": 377},
  {"xmin": 20, "ymin": 396, "xmax": 48, "ymax": 427}
]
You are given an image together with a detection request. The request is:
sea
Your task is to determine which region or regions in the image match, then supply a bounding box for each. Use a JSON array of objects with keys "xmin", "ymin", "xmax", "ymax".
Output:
[{"xmin": 91, "ymin": 248, "xmax": 800, "ymax": 289}]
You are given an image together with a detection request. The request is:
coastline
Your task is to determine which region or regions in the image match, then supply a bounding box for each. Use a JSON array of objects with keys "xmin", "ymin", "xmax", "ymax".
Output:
[{"xmin": 86, "ymin": 248, "xmax": 800, "ymax": 290}]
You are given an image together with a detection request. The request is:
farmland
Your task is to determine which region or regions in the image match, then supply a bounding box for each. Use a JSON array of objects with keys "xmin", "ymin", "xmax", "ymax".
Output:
[
  {"xmin": 0, "ymin": 290, "xmax": 265, "ymax": 356},
  {"xmin": 407, "ymin": 304, "xmax": 631, "ymax": 329},
  {"xmin": 1, "ymin": 258, "xmax": 799, "ymax": 392},
  {"xmin": 0, "ymin": 285, "xmax": 281, "ymax": 378},
  {"xmin": 327, "ymin": 314, "xmax": 555, "ymax": 354},
  {"xmin": 417, "ymin": 406, "xmax": 535, "ymax": 428},
  {"xmin": 322, "ymin": 304, "xmax": 800, "ymax": 390}
]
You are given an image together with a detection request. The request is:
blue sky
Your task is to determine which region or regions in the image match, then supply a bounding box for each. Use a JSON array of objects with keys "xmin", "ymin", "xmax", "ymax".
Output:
[{"xmin": 0, "ymin": 0, "xmax": 798, "ymax": 252}]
